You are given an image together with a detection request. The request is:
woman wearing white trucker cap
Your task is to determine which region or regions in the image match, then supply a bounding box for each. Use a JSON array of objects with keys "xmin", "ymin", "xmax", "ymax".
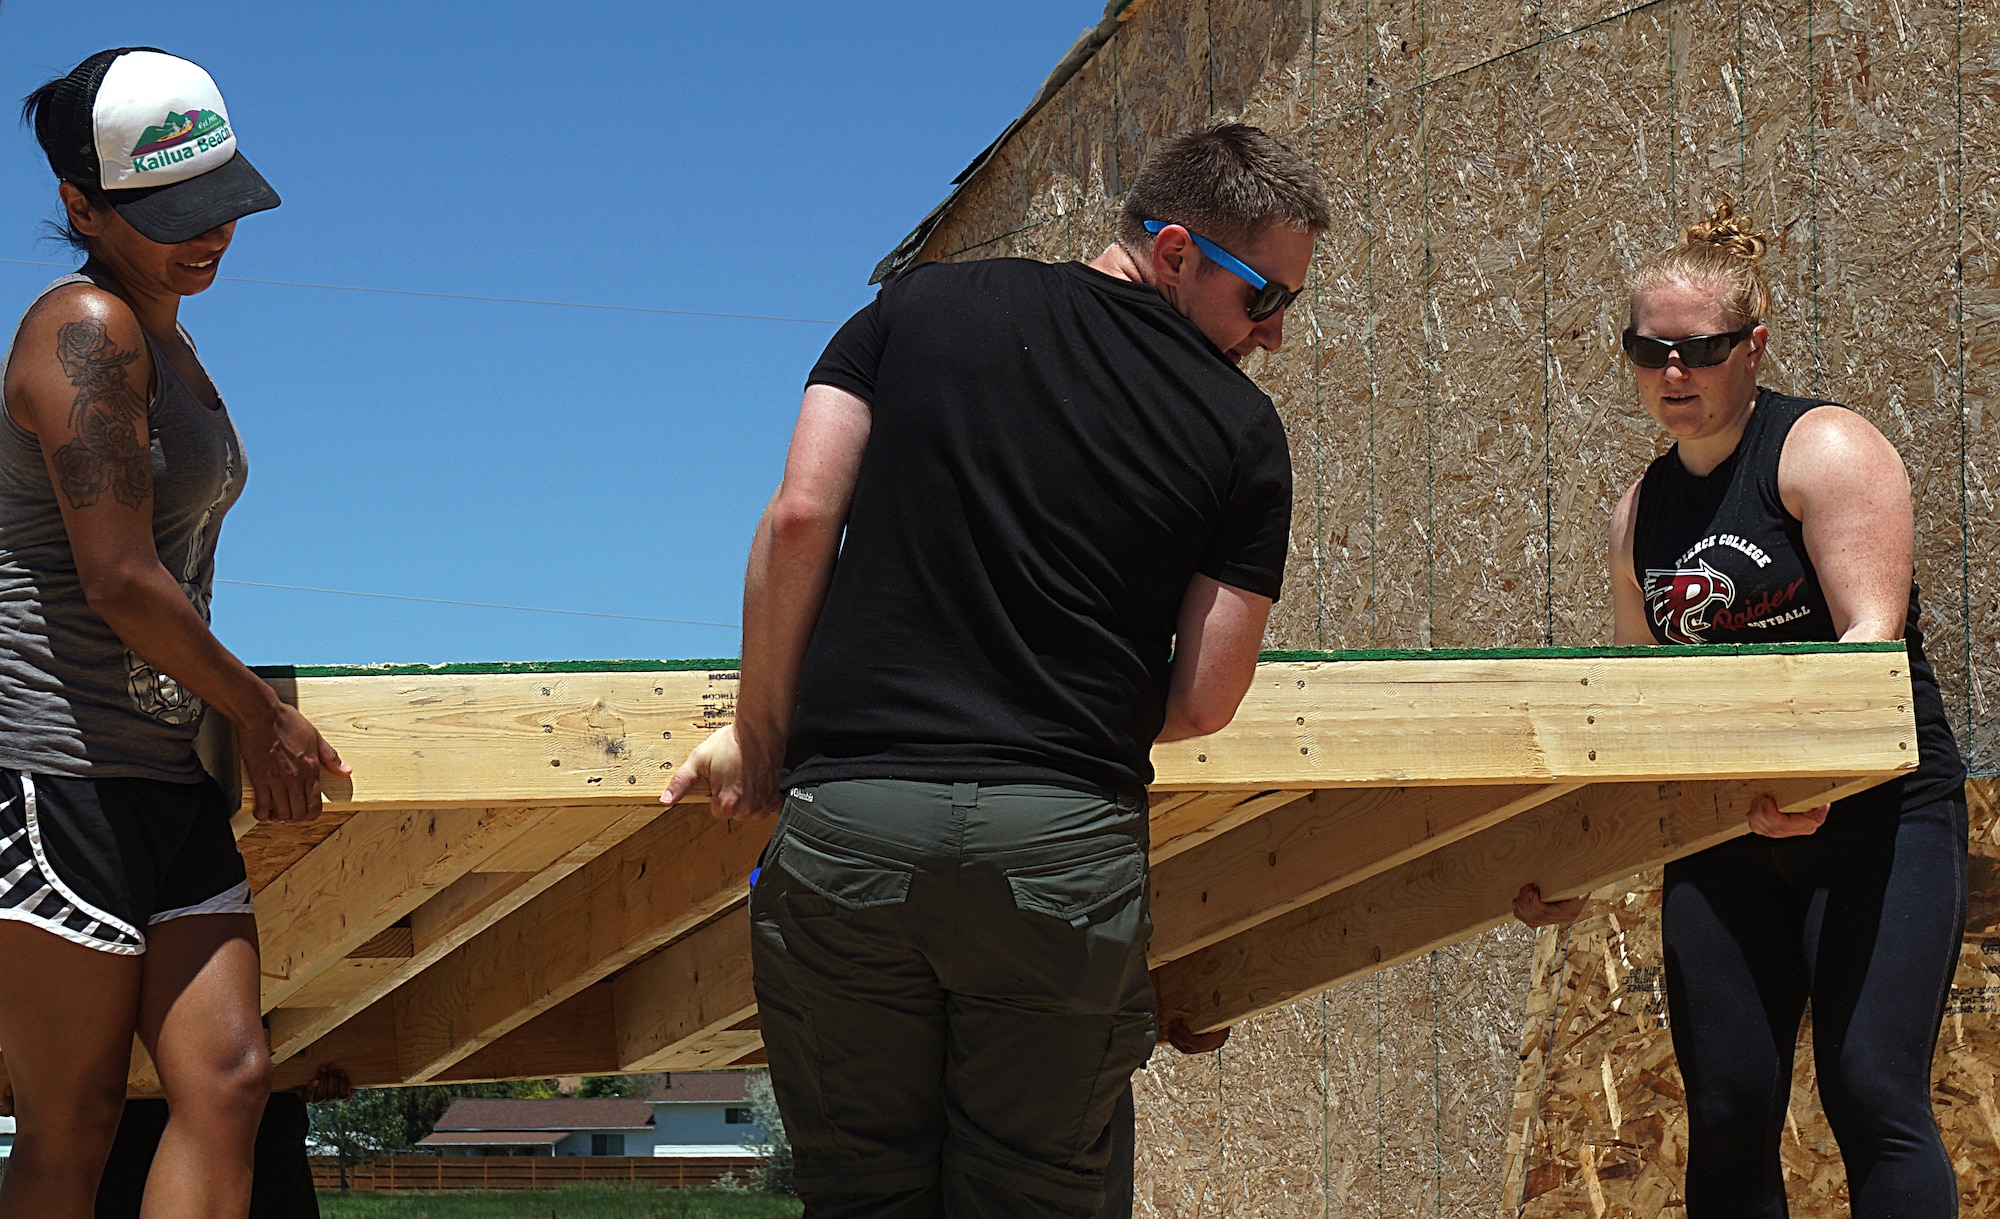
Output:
[{"xmin": 0, "ymin": 48, "xmax": 346, "ymax": 1219}]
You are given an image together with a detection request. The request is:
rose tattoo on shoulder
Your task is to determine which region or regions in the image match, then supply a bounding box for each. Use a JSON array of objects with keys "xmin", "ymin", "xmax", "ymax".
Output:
[{"xmin": 51, "ymin": 318, "xmax": 150, "ymax": 510}]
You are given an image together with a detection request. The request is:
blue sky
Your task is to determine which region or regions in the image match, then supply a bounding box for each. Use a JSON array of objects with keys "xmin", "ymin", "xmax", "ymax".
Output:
[{"xmin": 0, "ymin": 2, "xmax": 1097, "ymax": 664}]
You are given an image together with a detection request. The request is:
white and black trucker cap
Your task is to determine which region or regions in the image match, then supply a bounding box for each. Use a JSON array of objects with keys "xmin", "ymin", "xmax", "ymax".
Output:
[{"xmin": 30, "ymin": 47, "xmax": 279, "ymax": 244}]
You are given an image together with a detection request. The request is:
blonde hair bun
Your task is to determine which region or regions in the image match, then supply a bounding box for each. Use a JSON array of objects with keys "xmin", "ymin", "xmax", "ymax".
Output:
[
  {"xmin": 1682, "ymin": 201, "xmax": 1769, "ymax": 262},
  {"xmin": 1630, "ymin": 198, "xmax": 1773, "ymax": 327}
]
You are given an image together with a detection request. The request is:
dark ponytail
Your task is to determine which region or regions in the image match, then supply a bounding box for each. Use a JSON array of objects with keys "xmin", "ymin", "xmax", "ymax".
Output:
[{"xmin": 20, "ymin": 76, "xmax": 105, "ymax": 256}]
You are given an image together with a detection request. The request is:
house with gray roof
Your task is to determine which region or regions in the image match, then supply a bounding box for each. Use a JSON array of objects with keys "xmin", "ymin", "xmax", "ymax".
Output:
[
  {"xmin": 644, "ymin": 1072, "xmax": 767, "ymax": 1158},
  {"xmin": 419, "ymin": 1097, "xmax": 656, "ymax": 1157},
  {"xmin": 416, "ymin": 1073, "xmax": 767, "ymax": 1159}
]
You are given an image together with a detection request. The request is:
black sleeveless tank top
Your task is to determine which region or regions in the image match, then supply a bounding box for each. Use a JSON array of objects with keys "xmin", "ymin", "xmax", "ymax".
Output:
[{"xmin": 1632, "ymin": 388, "xmax": 1964, "ymax": 818}]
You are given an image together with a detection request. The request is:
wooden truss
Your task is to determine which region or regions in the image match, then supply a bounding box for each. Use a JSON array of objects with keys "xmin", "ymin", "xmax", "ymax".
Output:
[{"xmin": 0, "ymin": 644, "xmax": 1916, "ymax": 1092}]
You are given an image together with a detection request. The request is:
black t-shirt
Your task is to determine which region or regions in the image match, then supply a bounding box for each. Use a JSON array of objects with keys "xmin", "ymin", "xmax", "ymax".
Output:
[{"xmin": 786, "ymin": 257, "xmax": 1293, "ymax": 798}]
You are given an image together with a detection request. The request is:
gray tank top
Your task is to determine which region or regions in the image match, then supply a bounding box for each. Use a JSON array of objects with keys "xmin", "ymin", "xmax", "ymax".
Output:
[{"xmin": 0, "ymin": 269, "xmax": 247, "ymax": 780}]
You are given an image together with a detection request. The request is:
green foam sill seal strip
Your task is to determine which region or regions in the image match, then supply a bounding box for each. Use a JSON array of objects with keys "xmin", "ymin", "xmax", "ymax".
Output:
[{"xmin": 253, "ymin": 640, "xmax": 1901, "ymax": 681}]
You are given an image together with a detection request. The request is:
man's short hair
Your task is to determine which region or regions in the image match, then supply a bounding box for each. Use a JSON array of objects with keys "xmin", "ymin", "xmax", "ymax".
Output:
[{"xmin": 1117, "ymin": 123, "xmax": 1331, "ymax": 261}]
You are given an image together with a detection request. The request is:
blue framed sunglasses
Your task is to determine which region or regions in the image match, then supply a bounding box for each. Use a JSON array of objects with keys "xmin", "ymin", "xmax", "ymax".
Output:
[{"xmin": 1144, "ymin": 220, "xmax": 1302, "ymax": 322}]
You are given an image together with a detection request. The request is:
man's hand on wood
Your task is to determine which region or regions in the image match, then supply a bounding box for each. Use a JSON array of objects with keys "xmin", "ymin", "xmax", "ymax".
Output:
[
  {"xmin": 295, "ymin": 1065, "xmax": 354, "ymax": 1103},
  {"xmin": 663, "ymin": 724, "xmax": 784, "ymax": 820},
  {"xmin": 1162, "ymin": 1018, "xmax": 1231, "ymax": 1054}
]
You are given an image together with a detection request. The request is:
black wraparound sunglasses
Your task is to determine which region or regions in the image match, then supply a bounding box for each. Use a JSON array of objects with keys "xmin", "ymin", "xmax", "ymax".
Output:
[{"xmin": 1620, "ymin": 325, "xmax": 1756, "ymax": 369}]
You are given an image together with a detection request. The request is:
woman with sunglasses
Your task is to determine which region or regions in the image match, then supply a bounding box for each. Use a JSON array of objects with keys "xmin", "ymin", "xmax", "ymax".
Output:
[
  {"xmin": 1516, "ymin": 203, "xmax": 1966, "ymax": 1216},
  {"xmin": 1, "ymin": 50, "xmax": 345, "ymax": 1219}
]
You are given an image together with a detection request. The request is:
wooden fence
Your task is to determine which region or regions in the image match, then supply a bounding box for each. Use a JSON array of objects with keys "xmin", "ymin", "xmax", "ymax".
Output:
[{"xmin": 309, "ymin": 1155, "xmax": 753, "ymax": 1191}]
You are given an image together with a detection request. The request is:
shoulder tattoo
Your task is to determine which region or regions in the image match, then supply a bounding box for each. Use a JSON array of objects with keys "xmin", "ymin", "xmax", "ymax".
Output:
[{"xmin": 51, "ymin": 318, "xmax": 150, "ymax": 510}]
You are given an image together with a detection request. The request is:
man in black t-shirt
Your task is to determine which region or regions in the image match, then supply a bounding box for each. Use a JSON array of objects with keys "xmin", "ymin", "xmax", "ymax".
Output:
[{"xmin": 666, "ymin": 123, "xmax": 1328, "ymax": 1218}]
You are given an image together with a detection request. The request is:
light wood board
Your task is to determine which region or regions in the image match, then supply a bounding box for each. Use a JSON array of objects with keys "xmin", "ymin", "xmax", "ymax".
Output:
[{"xmin": 0, "ymin": 646, "xmax": 1912, "ymax": 1095}]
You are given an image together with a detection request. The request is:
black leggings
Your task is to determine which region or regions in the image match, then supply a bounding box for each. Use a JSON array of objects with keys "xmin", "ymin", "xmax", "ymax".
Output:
[{"xmin": 1663, "ymin": 796, "xmax": 1967, "ymax": 1218}]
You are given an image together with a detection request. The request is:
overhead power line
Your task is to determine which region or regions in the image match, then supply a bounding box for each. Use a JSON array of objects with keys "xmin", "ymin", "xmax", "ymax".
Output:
[
  {"xmin": 0, "ymin": 258, "xmax": 837, "ymax": 325},
  {"xmin": 217, "ymin": 579, "xmax": 739, "ymax": 630}
]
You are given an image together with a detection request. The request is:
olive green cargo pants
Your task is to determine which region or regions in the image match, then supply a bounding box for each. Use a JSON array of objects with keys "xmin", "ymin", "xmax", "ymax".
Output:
[{"xmin": 749, "ymin": 779, "xmax": 1155, "ymax": 1217}]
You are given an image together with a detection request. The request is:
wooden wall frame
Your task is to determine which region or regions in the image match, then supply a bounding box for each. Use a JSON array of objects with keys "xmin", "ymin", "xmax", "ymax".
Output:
[{"xmin": 0, "ymin": 644, "xmax": 1914, "ymax": 1093}]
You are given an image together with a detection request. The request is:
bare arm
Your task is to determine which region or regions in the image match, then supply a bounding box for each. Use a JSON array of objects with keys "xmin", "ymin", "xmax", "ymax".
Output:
[
  {"xmin": 3, "ymin": 289, "xmax": 344, "ymax": 821},
  {"xmin": 665, "ymin": 383, "xmax": 871, "ymax": 819},
  {"xmin": 1142, "ymin": 573, "xmax": 1271, "ymax": 1052},
  {"xmin": 1694, "ymin": 405, "xmax": 1916, "ymax": 841},
  {"xmin": 1156, "ymin": 574, "xmax": 1272, "ymax": 743},
  {"xmin": 1779, "ymin": 405, "xmax": 1913, "ymax": 643}
]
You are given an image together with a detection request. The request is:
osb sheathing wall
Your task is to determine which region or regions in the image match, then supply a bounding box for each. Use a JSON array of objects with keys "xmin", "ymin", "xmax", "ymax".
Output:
[
  {"xmin": 1504, "ymin": 780, "xmax": 2000, "ymax": 1218},
  {"xmin": 912, "ymin": 0, "xmax": 1998, "ymax": 1214}
]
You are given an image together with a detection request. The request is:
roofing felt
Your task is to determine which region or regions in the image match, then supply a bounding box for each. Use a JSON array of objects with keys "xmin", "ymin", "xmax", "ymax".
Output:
[
  {"xmin": 430, "ymin": 1097, "xmax": 655, "ymax": 1132},
  {"xmin": 646, "ymin": 1072, "xmax": 752, "ymax": 1104},
  {"xmin": 872, "ymin": 0, "xmax": 1152, "ymax": 283}
]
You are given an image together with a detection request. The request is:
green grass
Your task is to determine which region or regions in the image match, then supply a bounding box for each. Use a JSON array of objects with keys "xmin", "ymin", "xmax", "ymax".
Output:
[{"xmin": 317, "ymin": 1185, "xmax": 802, "ymax": 1219}]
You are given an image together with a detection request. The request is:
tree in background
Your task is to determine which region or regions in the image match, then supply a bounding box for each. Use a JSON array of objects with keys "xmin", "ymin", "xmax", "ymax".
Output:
[
  {"xmin": 577, "ymin": 1072, "xmax": 664, "ymax": 1098},
  {"xmin": 309, "ymin": 1088, "xmax": 407, "ymax": 1168},
  {"xmin": 309, "ymin": 1078, "xmax": 558, "ymax": 1179},
  {"xmin": 745, "ymin": 1072, "xmax": 792, "ymax": 1195}
]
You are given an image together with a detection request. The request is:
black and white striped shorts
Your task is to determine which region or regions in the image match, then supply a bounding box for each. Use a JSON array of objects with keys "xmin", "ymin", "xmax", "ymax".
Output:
[{"xmin": 0, "ymin": 767, "xmax": 251, "ymax": 955}]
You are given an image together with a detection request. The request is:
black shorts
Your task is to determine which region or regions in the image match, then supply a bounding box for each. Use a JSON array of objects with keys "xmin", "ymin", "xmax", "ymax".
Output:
[{"xmin": 0, "ymin": 768, "xmax": 251, "ymax": 956}]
